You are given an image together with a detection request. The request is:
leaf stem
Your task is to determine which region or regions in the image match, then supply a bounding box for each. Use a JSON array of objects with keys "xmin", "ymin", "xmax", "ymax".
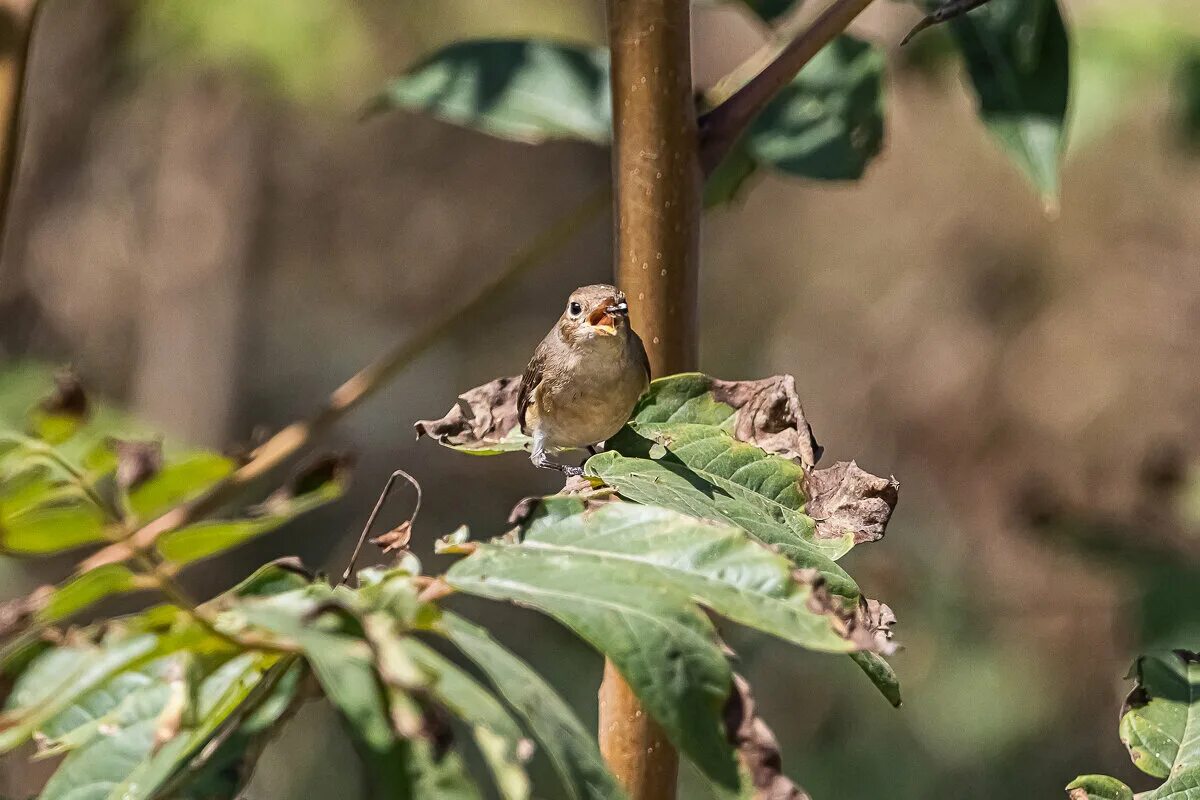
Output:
[{"xmin": 698, "ymin": 0, "xmax": 879, "ymax": 175}]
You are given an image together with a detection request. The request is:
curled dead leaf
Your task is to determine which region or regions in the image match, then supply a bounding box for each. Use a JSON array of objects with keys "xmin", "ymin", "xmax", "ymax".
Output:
[
  {"xmin": 414, "ymin": 376, "xmax": 523, "ymax": 450},
  {"xmin": 40, "ymin": 369, "xmax": 90, "ymax": 422},
  {"xmin": 710, "ymin": 375, "xmax": 822, "ymax": 467},
  {"xmin": 109, "ymin": 438, "xmax": 165, "ymax": 491},
  {"xmin": 724, "ymin": 673, "xmax": 812, "ymax": 800},
  {"xmin": 797, "ymin": 570, "xmax": 898, "ymax": 655},
  {"xmin": 804, "ymin": 460, "xmax": 899, "ymax": 545},
  {"xmin": 372, "ymin": 521, "xmax": 413, "ymax": 554}
]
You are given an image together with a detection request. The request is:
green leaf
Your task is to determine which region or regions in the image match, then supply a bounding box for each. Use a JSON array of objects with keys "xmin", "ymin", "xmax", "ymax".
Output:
[
  {"xmin": 113, "ymin": 653, "xmax": 299, "ymax": 800},
  {"xmin": 1065, "ymin": 775, "xmax": 1134, "ymax": 800},
  {"xmin": 944, "ymin": 0, "xmax": 1070, "ymax": 205},
  {"xmin": 36, "ymin": 565, "xmax": 142, "ymax": 626},
  {"xmin": 746, "ymin": 35, "xmax": 885, "ymax": 181},
  {"xmin": 126, "ymin": 452, "xmax": 234, "ymax": 523},
  {"xmin": 741, "ymin": 0, "xmax": 799, "ymax": 23},
  {"xmin": 1120, "ymin": 651, "xmax": 1200, "ymax": 779},
  {"xmin": 237, "ymin": 601, "xmax": 416, "ymax": 797},
  {"xmin": 0, "ymin": 499, "xmax": 109, "ymax": 554},
  {"xmin": 437, "ymin": 613, "xmax": 624, "ymax": 800},
  {"xmin": 399, "ymin": 638, "xmax": 531, "ymax": 800},
  {"xmin": 446, "ymin": 499, "xmax": 877, "ymax": 788},
  {"xmin": 587, "ymin": 438, "xmax": 857, "ymax": 597},
  {"xmin": 36, "ymin": 662, "xmax": 180, "ymax": 800},
  {"xmin": 0, "ymin": 627, "xmax": 217, "ymax": 753},
  {"xmin": 703, "ymin": 136, "xmax": 758, "ymax": 207},
  {"xmin": 849, "ymin": 651, "xmax": 902, "ymax": 708},
  {"xmin": 156, "ymin": 466, "xmax": 345, "ymax": 565},
  {"xmin": 369, "ymin": 39, "xmax": 611, "ymax": 145}
]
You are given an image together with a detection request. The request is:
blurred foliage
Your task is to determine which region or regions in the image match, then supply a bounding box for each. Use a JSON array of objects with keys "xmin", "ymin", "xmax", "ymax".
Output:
[{"xmin": 131, "ymin": 0, "xmax": 375, "ymax": 102}]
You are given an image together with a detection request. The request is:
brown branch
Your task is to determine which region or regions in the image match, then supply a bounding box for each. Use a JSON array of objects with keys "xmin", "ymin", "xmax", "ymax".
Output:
[
  {"xmin": 0, "ymin": 0, "xmax": 39, "ymax": 242},
  {"xmin": 698, "ymin": 0, "xmax": 878, "ymax": 175},
  {"xmin": 78, "ymin": 183, "xmax": 610, "ymax": 573},
  {"xmin": 600, "ymin": 0, "xmax": 701, "ymax": 796}
]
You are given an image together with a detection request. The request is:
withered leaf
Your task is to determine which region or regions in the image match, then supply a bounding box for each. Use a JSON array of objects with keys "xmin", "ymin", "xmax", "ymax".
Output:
[
  {"xmin": 40, "ymin": 369, "xmax": 90, "ymax": 421},
  {"xmin": 109, "ymin": 438, "xmax": 165, "ymax": 491},
  {"xmin": 710, "ymin": 374, "xmax": 823, "ymax": 467},
  {"xmin": 804, "ymin": 460, "xmax": 899, "ymax": 545},
  {"xmin": 371, "ymin": 521, "xmax": 413, "ymax": 554},
  {"xmin": 724, "ymin": 673, "xmax": 811, "ymax": 800},
  {"xmin": 414, "ymin": 376, "xmax": 527, "ymax": 453}
]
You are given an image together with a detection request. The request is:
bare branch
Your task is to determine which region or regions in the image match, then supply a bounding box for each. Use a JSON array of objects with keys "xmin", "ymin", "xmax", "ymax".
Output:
[
  {"xmin": 339, "ymin": 468, "xmax": 421, "ymax": 586},
  {"xmin": 698, "ymin": 0, "xmax": 878, "ymax": 176}
]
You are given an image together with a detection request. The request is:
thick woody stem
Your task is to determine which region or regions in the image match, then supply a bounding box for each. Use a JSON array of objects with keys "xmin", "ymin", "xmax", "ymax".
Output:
[{"xmin": 603, "ymin": 0, "xmax": 701, "ymax": 796}]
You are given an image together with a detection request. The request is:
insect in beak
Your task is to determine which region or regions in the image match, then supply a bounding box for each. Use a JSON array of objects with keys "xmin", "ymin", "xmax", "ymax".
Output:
[{"xmin": 588, "ymin": 298, "xmax": 624, "ymax": 336}]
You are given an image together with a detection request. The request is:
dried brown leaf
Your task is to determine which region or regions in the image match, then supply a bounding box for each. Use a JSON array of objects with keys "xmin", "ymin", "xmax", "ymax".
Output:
[
  {"xmin": 371, "ymin": 521, "xmax": 413, "ymax": 554},
  {"xmin": 414, "ymin": 376, "xmax": 522, "ymax": 450},
  {"xmin": 710, "ymin": 375, "xmax": 822, "ymax": 467},
  {"xmin": 39, "ymin": 369, "xmax": 90, "ymax": 422},
  {"xmin": 724, "ymin": 673, "xmax": 811, "ymax": 800},
  {"xmin": 804, "ymin": 460, "xmax": 899, "ymax": 545},
  {"xmin": 109, "ymin": 438, "xmax": 164, "ymax": 491}
]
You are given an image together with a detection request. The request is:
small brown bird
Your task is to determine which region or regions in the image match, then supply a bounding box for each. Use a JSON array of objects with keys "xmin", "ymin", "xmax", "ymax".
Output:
[{"xmin": 518, "ymin": 284, "xmax": 650, "ymax": 476}]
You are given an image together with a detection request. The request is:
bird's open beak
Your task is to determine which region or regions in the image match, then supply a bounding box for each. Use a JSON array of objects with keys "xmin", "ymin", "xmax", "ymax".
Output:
[{"xmin": 588, "ymin": 298, "xmax": 626, "ymax": 336}]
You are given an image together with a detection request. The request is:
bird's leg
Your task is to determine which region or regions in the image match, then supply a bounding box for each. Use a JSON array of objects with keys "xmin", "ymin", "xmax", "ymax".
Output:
[{"xmin": 530, "ymin": 430, "xmax": 584, "ymax": 477}]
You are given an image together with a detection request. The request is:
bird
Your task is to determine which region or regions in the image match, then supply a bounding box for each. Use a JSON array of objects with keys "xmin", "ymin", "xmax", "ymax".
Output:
[{"xmin": 518, "ymin": 284, "xmax": 650, "ymax": 476}]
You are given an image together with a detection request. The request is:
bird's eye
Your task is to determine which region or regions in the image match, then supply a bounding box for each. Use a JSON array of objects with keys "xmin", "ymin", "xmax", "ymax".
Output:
[{"xmin": 568, "ymin": 301, "xmax": 583, "ymax": 317}]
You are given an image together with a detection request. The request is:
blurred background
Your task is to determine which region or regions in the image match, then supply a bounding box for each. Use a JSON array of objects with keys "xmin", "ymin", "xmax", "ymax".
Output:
[{"xmin": 2, "ymin": 0, "xmax": 1199, "ymax": 797}]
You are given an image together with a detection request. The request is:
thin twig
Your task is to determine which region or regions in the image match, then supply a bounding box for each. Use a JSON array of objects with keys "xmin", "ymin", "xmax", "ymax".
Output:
[
  {"xmin": 901, "ymin": 0, "xmax": 993, "ymax": 46},
  {"xmin": 698, "ymin": 0, "xmax": 879, "ymax": 175},
  {"xmin": 78, "ymin": 183, "xmax": 611, "ymax": 574},
  {"xmin": 339, "ymin": 468, "xmax": 421, "ymax": 587}
]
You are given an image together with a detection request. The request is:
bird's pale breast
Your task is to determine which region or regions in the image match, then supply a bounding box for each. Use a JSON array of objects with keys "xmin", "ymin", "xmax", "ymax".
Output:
[{"xmin": 533, "ymin": 341, "xmax": 647, "ymax": 449}]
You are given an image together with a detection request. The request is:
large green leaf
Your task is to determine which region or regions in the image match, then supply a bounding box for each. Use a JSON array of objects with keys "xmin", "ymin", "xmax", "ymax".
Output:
[
  {"xmin": 437, "ymin": 613, "xmax": 624, "ymax": 800},
  {"xmin": 1120, "ymin": 651, "xmax": 1200, "ymax": 779},
  {"xmin": 236, "ymin": 599, "xmax": 417, "ymax": 798},
  {"xmin": 36, "ymin": 565, "xmax": 142, "ymax": 626},
  {"xmin": 35, "ymin": 660, "xmax": 181, "ymax": 800},
  {"xmin": 944, "ymin": 0, "xmax": 1070, "ymax": 204},
  {"xmin": 746, "ymin": 35, "xmax": 885, "ymax": 181},
  {"xmin": 0, "ymin": 626, "xmax": 216, "ymax": 753},
  {"xmin": 588, "ymin": 435, "xmax": 856, "ymax": 596},
  {"xmin": 399, "ymin": 638, "xmax": 531, "ymax": 800},
  {"xmin": 369, "ymin": 39, "xmax": 611, "ymax": 145},
  {"xmin": 446, "ymin": 498, "xmax": 881, "ymax": 788}
]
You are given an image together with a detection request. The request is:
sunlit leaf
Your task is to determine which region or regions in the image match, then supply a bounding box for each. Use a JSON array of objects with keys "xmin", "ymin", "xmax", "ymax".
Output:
[
  {"xmin": 1120, "ymin": 651, "xmax": 1200, "ymax": 779},
  {"xmin": 369, "ymin": 40, "xmax": 611, "ymax": 145},
  {"xmin": 446, "ymin": 498, "xmax": 884, "ymax": 788},
  {"xmin": 437, "ymin": 613, "xmax": 624, "ymax": 800}
]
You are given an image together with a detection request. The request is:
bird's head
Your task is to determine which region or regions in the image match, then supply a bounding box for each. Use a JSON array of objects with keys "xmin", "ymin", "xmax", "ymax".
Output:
[{"xmin": 557, "ymin": 284, "xmax": 631, "ymax": 345}]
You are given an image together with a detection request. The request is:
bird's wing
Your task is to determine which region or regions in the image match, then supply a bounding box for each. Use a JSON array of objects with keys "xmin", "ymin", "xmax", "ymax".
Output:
[{"xmin": 517, "ymin": 347, "xmax": 545, "ymax": 434}]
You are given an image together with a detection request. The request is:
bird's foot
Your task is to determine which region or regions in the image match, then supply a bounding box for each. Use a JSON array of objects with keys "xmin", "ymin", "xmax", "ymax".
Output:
[{"xmin": 531, "ymin": 452, "xmax": 584, "ymax": 477}]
